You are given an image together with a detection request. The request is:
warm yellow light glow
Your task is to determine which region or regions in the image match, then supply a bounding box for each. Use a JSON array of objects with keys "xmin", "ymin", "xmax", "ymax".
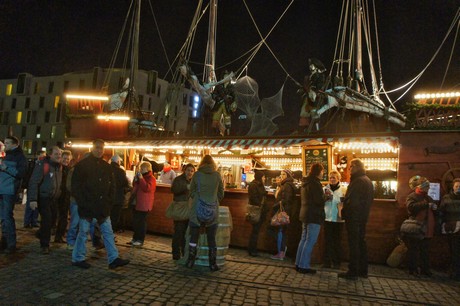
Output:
[
  {"xmin": 66, "ymin": 94, "xmax": 109, "ymax": 101},
  {"xmin": 16, "ymin": 111, "xmax": 22, "ymax": 124},
  {"xmin": 336, "ymin": 142, "xmax": 398, "ymax": 154},
  {"xmin": 6, "ymin": 84, "xmax": 12, "ymax": 96},
  {"xmin": 97, "ymin": 115, "xmax": 130, "ymax": 121},
  {"xmin": 414, "ymin": 92, "xmax": 460, "ymax": 99}
]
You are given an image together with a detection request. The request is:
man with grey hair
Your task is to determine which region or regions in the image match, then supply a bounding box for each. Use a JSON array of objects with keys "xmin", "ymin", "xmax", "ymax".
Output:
[{"xmin": 338, "ymin": 158, "xmax": 374, "ymax": 280}]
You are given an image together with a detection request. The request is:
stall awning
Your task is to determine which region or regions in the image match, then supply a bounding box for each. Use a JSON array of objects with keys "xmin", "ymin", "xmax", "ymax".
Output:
[{"xmin": 69, "ymin": 135, "xmax": 399, "ymax": 150}]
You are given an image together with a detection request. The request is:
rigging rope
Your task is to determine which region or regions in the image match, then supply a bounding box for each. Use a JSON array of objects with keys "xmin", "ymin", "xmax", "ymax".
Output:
[
  {"xmin": 147, "ymin": 0, "xmax": 172, "ymax": 80},
  {"xmin": 234, "ymin": 0, "xmax": 298, "ymax": 85},
  {"xmin": 441, "ymin": 15, "xmax": 459, "ymax": 90},
  {"xmin": 386, "ymin": 8, "xmax": 460, "ymax": 103}
]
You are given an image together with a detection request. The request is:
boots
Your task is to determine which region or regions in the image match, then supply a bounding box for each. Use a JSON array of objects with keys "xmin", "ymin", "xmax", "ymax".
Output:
[
  {"xmin": 209, "ymin": 247, "xmax": 219, "ymax": 271},
  {"xmin": 185, "ymin": 245, "xmax": 197, "ymax": 268}
]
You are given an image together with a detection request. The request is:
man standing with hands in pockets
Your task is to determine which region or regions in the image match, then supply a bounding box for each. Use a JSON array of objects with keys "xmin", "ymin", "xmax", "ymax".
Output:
[
  {"xmin": 338, "ymin": 158, "xmax": 374, "ymax": 280},
  {"xmin": 71, "ymin": 139, "xmax": 129, "ymax": 269}
]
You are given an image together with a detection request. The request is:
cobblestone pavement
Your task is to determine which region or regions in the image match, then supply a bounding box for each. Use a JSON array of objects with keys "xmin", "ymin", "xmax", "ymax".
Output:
[{"xmin": 1, "ymin": 205, "xmax": 460, "ymax": 305}]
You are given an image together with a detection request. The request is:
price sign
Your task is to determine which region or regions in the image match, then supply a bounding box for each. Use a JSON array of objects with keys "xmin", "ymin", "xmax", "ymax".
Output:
[{"xmin": 302, "ymin": 146, "xmax": 331, "ymax": 182}]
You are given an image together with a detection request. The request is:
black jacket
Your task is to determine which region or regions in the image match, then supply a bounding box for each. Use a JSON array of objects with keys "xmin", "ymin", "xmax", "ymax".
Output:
[
  {"xmin": 275, "ymin": 177, "xmax": 296, "ymax": 216},
  {"xmin": 299, "ymin": 174, "xmax": 326, "ymax": 224},
  {"xmin": 171, "ymin": 173, "xmax": 191, "ymax": 202},
  {"xmin": 248, "ymin": 179, "xmax": 267, "ymax": 206},
  {"xmin": 71, "ymin": 154, "xmax": 115, "ymax": 221},
  {"xmin": 27, "ymin": 157, "xmax": 62, "ymax": 201},
  {"xmin": 341, "ymin": 169, "xmax": 374, "ymax": 223},
  {"xmin": 110, "ymin": 162, "xmax": 129, "ymax": 207}
]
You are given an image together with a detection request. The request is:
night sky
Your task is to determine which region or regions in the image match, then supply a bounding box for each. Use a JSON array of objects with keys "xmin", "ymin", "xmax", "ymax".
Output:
[{"xmin": 1, "ymin": 0, "xmax": 459, "ymax": 132}]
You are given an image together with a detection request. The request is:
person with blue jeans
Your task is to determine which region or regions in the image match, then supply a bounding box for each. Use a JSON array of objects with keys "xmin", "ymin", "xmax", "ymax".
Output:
[
  {"xmin": 295, "ymin": 163, "xmax": 326, "ymax": 274},
  {"xmin": 0, "ymin": 136, "xmax": 28, "ymax": 254},
  {"xmin": 71, "ymin": 139, "xmax": 129, "ymax": 269},
  {"xmin": 66, "ymin": 198, "xmax": 98, "ymax": 250},
  {"xmin": 271, "ymin": 169, "xmax": 296, "ymax": 260}
]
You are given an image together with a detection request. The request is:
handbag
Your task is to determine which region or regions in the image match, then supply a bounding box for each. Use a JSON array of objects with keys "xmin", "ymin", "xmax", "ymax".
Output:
[
  {"xmin": 246, "ymin": 204, "xmax": 262, "ymax": 224},
  {"xmin": 165, "ymin": 200, "xmax": 190, "ymax": 221},
  {"xmin": 271, "ymin": 202, "xmax": 290, "ymax": 226},
  {"xmin": 196, "ymin": 173, "xmax": 218, "ymax": 225},
  {"xmin": 400, "ymin": 218, "xmax": 425, "ymax": 240}
]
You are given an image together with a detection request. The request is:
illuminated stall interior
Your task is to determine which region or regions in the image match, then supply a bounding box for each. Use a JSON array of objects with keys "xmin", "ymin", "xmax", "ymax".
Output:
[{"xmin": 68, "ymin": 136, "xmax": 399, "ymax": 198}]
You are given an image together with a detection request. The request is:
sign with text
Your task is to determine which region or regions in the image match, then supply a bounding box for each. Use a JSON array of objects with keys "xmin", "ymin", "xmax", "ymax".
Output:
[{"xmin": 302, "ymin": 145, "xmax": 331, "ymax": 182}]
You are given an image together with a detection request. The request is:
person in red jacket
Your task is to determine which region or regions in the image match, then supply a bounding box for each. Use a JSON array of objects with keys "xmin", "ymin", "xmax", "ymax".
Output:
[{"xmin": 129, "ymin": 161, "xmax": 156, "ymax": 246}]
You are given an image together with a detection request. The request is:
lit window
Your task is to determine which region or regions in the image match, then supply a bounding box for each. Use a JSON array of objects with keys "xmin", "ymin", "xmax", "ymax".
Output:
[
  {"xmin": 194, "ymin": 96, "xmax": 200, "ymax": 102},
  {"xmin": 54, "ymin": 96, "xmax": 60, "ymax": 108},
  {"xmin": 16, "ymin": 111, "xmax": 22, "ymax": 124},
  {"xmin": 50, "ymin": 126, "xmax": 56, "ymax": 139},
  {"xmin": 6, "ymin": 84, "xmax": 12, "ymax": 96}
]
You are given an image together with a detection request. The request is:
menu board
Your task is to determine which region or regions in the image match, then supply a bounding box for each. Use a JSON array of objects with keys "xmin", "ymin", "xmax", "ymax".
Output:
[{"xmin": 302, "ymin": 146, "xmax": 331, "ymax": 182}]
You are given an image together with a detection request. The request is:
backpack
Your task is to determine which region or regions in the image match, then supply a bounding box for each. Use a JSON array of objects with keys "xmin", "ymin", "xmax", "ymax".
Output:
[{"xmin": 22, "ymin": 157, "xmax": 49, "ymax": 190}]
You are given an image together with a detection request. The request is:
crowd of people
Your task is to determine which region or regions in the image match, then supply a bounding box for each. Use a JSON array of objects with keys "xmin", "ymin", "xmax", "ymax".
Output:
[{"xmin": 1, "ymin": 135, "xmax": 459, "ymax": 281}]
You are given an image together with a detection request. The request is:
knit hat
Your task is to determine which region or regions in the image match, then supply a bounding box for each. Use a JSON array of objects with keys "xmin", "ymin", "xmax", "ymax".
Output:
[
  {"xmin": 282, "ymin": 169, "xmax": 293, "ymax": 178},
  {"xmin": 409, "ymin": 175, "xmax": 430, "ymax": 190}
]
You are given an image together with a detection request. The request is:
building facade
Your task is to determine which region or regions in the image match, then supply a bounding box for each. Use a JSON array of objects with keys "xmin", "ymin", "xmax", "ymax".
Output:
[{"xmin": 0, "ymin": 67, "xmax": 198, "ymax": 156}]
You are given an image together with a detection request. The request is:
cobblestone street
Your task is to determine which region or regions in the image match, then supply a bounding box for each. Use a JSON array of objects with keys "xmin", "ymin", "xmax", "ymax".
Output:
[{"xmin": 1, "ymin": 205, "xmax": 460, "ymax": 305}]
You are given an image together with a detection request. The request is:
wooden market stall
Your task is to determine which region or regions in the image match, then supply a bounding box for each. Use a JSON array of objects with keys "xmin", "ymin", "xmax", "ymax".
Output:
[{"xmin": 69, "ymin": 133, "xmax": 402, "ymax": 264}]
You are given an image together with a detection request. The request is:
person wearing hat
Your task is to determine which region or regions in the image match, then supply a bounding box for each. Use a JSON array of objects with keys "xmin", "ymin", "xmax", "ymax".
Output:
[
  {"xmin": 110, "ymin": 154, "xmax": 130, "ymax": 233},
  {"xmin": 271, "ymin": 169, "xmax": 296, "ymax": 260},
  {"xmin": 404, "ymin": 175, "xmax": 437, "ymax": 277},
  {"xmin": 247, "ymin": 170, "xmax": 268, "ymax": 257}
]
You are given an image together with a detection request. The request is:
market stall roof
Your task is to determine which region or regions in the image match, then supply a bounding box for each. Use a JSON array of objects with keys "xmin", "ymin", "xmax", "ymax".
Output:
[{"xmin": 68, "ymin": 134, "xmax": 398, "ymax": 150}]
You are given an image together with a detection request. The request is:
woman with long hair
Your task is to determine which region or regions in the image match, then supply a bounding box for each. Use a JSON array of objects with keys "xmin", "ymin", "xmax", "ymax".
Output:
[
  {"xmin": 185, "ymin": 155, "xmax": 224, "ymax": 271},
  {"xmin": 271, "ymin": 169, "xmax": 296, "ymax": 260},
  {"xmin": 170, "ymin": 163, "xmax": 195, "ymax": 260},
  {"xmin": 295, "ymin": 163, "xmax": 325, "ymax": 274}
]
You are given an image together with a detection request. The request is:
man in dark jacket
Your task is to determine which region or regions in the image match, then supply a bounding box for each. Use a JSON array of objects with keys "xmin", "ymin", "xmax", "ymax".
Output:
[
  {"xmin": 0, "ymin": 136, "xmax": 27, "ymax": 254},
  {"xmin": 339, "ymin": 158, "xmax": 374, "ymax": 280},
  {"xmin": 71, "ymin": 139, "xmax": 129, "ymax": 269},
  {"xmin": 29, "ymin": 146, "xmax": 63, "ymax": 254},
  {"xmin": 109, "ymin": 154, "xmax": 129, "ymax": 233},
  {"xmin": 54, "ymin": 150, "xmax": 73, "ymax": 243}
]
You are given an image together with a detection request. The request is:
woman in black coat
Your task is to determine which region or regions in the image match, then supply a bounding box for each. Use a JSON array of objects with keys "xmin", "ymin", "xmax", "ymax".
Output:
[
  {"xmin": 271, "ymin": 169, "xmax": 296, "ymax": 260},
  {"xmin": 247, "ymin": 171, "xmax": 268, "ymax": 256}
]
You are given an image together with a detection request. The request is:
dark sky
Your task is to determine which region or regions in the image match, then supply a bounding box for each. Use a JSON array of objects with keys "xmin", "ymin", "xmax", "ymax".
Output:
[{"xmin": 1, "ymin": 0, "xmax": 459, "ymax": 131}]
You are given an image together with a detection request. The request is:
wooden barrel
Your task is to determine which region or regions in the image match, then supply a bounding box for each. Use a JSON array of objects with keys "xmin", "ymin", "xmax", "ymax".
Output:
[{"xmin": 195, "ymin": 206, "xmax": 233, "ymax": 267}]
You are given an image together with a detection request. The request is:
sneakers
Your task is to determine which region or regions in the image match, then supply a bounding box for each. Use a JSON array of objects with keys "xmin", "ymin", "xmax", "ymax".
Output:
[
  {"xmin": 72, "ymin": 260, "xmax": 91, "ymax": 269},
  {"xmin": 109, "ymin": 258, "xmax": 130, "ymax": 269},
  {"xmin": 270, "ymin": 251, "xmax": 285, "ymax": 260},
  {"xmin": 67, "ymin": 244, "xmax": 74, "ymax": 251},
  {"xmin": 132, "ymin": 241, "xmax": 143, "ymax": 247}
]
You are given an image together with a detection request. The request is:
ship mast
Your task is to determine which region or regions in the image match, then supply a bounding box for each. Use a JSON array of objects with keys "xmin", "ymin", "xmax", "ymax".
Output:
[
  {"xmin": 127, "ymin": 0, "xmax": 141, "ymax": 115},
  {"xmin": 354, "ymin": 0, "xmax": 363, "ymax": 92},
  {"xmin": 204, "ymin": 0, "xmax": 218, "ymax": 84}
]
